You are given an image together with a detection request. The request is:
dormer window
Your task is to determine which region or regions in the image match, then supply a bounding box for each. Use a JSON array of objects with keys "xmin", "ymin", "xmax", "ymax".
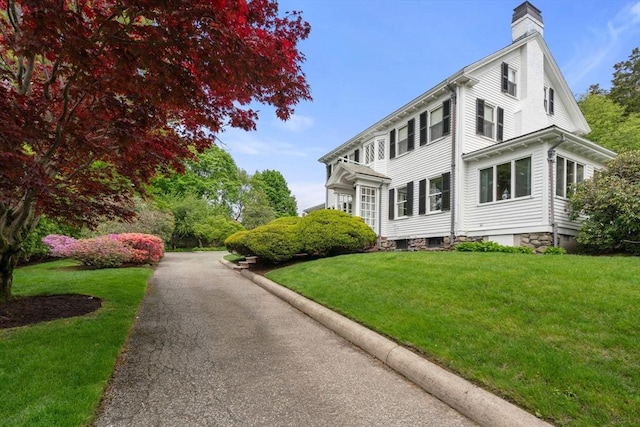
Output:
[{"xmin": 501, "ymin": 63, "xmax": 517, "ymax": 97}]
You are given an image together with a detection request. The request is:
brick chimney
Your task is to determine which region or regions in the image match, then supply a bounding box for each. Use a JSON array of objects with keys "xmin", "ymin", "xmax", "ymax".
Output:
[{"xmin": 511, "ymin": 1, "xmax": 544, "ymax": 41}]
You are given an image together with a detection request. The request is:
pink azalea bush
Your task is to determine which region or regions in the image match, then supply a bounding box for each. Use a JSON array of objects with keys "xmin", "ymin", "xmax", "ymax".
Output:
[
  {"xmin": 71, "ymin": 235, "xmax": 134, "ymax": 268},
  {"xmin": 43, "ymin": 233, "xmax": 164, "ymax": 268},
  {"xmin": 115, "ymin": 233, "xmax": 164, "ymax": 264},
  {"xmin": 41, "ymin": 234, "xmax": 78, "ymax": 257}
]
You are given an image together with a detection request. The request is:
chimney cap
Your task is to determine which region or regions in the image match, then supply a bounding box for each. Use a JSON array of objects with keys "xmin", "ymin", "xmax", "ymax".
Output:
[{"xmin": 512, "ymin": 1, "xmax": 543, "ymax": 24}]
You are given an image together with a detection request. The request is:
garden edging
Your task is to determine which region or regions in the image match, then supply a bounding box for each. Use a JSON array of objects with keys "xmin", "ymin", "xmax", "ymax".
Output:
[{"xmin": 219, "ymin": 258, "xmax": 553, "ymax": 427}]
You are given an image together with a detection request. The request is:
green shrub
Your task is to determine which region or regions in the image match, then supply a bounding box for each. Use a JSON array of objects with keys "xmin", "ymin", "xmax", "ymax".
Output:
[
  {"xmin": 242, "ymin": 222, "xmax": 303, "ymax": 262},
  {"xmin": 455, "ymin": 241, "xmax": 534, "ymax": 254},
  {"xmin": 193, "ymin": 216, "xmax": 245, "ymax": 246},
  {"xmin": 224, "ymin": 230, "xmax": 252, "ymax": 256},
  {"xmin": 299, "ymin": 210, "xmax": 376, "ymax": 257},
  {"xmin": 543, "ymin": 246, "xmax": 567, "ymax": 255}
]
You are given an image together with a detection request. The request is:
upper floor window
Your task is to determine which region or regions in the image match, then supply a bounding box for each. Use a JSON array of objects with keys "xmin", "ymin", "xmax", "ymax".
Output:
[
  {"xmin": 556, "ymin": 156, "xmax": 584, "ymax": 197},
  {"xmin": 364, "ymin": 141, "xmax": 375, "ymax": 164},
  {"xmin": 479, "ymin": 157, "xmax": 531, "ymax": 203},
  {"xmin": 476, "ymin": 99, "xmax": 504, "ymax": 141},
  {"xmin": 501, "ymin": 62, "xmax": 517, "ymax": 97},
  {"xmin": 377, "ymin": 138, "xmax": 385, "ymax": 160},
  {"xmin": 428, "ymin": 100, "xmax": 451, "ymax": 142},
  {"xmin": 390, "ymin": 119, "xmax": 415, "ymax": 158},
  {"xmin": 544, "ymin": 87, "xmax": 555, "ymax": 115}
]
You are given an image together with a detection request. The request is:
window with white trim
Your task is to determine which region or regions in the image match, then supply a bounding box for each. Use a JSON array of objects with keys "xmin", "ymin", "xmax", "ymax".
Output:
[
  {"xmin": 429, "ymin": 100, "xmax": 450, "ymax": 141},
  {"xmin": 364, "ymin": 141, "xmax": 375, "ymax": 164},
  {"xmin": 479, "ymin": 157, "xmax": 531, "ymax": 203},
  {"xmin": 476, "ymin": 99, "xmax": 503, "ymax": 141},
  {"xmin": 337, "ymin": 193, "xmax": 353, "ymax": 214},
  {"xmin": 501, "ymin": 62, "xmax": 517, "ymax": 97},
  {"xmin": 360, "ymin": 186, "xmax": 376, "ymax": 229},
  {"xmin": 544, "ymin": 87, "xmax": 555, "ymax": 115},
  {"xmin": 377, "ymin": 138, "xmax": 385, "ymax": 160},
  {"xmin": 429, "ymin": 176, "xmax": 443, "ymax": 211},
  {"xmin": 556, "ymin": 156, "xmax": 584, "ymax": 197},
  {"xmin": 396, "ymin": 186, "xmax": 408, "ymax": 217}
]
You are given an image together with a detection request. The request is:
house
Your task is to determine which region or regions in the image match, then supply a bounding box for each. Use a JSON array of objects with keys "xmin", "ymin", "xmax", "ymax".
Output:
[{"xmin": 317, "ymin": 1, "xmax": 616, "ymax": 252}]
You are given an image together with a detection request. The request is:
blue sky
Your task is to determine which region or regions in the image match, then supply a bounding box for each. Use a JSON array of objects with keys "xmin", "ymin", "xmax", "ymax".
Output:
[{"xmin": 220, "ymin": 0, "xmax": 640, "ymax": 213}]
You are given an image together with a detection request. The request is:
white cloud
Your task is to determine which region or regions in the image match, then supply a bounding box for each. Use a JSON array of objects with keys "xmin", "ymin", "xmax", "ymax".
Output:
[
  {"xmin": 275, "ymin": 114, "xmax": 315, "ymax": 132},
  {"xmin": 221, "ymin": 129, "xmax": 311, "ymax": 158},
  {"xmin": 563, "ymin": 1, "xmax": 640, "ymax": 90}
]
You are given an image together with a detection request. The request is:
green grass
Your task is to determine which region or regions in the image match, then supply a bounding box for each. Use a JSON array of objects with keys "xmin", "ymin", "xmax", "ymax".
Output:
[
  {"xmin": 0, "ymin": 260, "xmax": 152, "ymax": 427},
  {"xmin": 266, "ymin": 252, "xmax": 640, "ymax": 427}
]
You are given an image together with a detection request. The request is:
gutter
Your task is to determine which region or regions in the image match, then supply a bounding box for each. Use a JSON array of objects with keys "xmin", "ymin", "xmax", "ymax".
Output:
[
  {"xmin": 447, "ymin": 83, "xmax": 457, "ymax": 246},
  {"xmin": 547, "ymin": 134, "xmax": 565, "ymax": 247}
]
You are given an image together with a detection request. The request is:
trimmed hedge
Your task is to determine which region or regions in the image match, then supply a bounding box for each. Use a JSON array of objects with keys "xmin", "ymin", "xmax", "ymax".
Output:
[
  {"xmin": 298, "ymin": 210, "xmax": 376, "ymax": 257},
  {"xmin": 224, "ymin": 210, "xmax": 376, "ymax": 263}
]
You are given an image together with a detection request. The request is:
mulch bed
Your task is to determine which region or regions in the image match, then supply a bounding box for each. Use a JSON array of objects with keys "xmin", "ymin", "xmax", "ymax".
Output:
[{"xmin": 0, "ymin": 294, "xmax": 102, "ymax": 329}]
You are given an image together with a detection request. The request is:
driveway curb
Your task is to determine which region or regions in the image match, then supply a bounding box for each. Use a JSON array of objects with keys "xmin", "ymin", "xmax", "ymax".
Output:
[{"xmin": 220, "ymin": 258, "xmax": 553, "ymax": 427}]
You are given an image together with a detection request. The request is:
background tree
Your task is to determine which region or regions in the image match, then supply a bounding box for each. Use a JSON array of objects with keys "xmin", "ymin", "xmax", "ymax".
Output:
[
  {"xmin": 241, "ymin": 186, "xmax": 277, "ymax": 229},
  {"xmin": 609, "ymin": 47, "xmax": 640, "ymax": 115},
  {"xmin": 569, "ymin": 151, "xmax": 640, "ymax": 255},
  {"xmin": 252, "ymin": 170, "xmax": 298, "ymax": 218},
  {"xmin": 0, "ymin": 1, "xmax": 311, "ymax": 302},
  {"xmin": 578, "ymin": 92, "xmax": 640, "ymax": 152}
]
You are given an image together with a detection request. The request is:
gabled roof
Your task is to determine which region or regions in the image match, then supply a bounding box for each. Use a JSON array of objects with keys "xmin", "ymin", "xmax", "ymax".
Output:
[
  {"xmin": 462, "ymin": 125, "xmax": 616, "ymax": 163},
  {"xmin": 319, "ymin": 32, "xmax": 590, "ymax": 164},
  {"xmin": 326, "ymin": 161, "xmax": 390, "ymax": 190}
]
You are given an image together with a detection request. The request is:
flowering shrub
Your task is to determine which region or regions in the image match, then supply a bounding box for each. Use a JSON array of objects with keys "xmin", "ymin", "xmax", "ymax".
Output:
[
  {"xmin": 42, "ymin": 232, "xmax": 164, "ymax": 268},
  {"xmin": 71, "ymin": 235, "xmax": 133, "ymax": 268},
  {"xmin": 115, "ymin": 233, "xmax": 164, "ymax": 264},
  {"xmin": 42, "ymin": 234, "xmax": 79, "ymax": 257}
]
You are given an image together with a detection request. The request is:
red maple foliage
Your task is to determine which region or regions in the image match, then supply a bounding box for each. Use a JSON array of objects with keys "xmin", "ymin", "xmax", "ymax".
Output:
[{"xmin": 0, "ymin": 0, "xmax": 311, "ymax": 302}]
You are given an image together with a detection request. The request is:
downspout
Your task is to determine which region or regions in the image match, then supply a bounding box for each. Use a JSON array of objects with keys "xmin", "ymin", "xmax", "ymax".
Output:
[
  {"xmin": 547, "ymin": 134, "xmax": 565, "ymax": 247},
  {"xmin": 446, "ymin": 83, "xmax": 457, "ymax": 247},
  {"xmin": 378, "ymin": 182, "xmax": 383, "ymax": 249}
]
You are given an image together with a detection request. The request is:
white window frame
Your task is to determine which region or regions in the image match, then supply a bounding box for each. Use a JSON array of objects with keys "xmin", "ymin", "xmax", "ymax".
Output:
[
  {"xmin": 480, "ymin": 103, "xmax": 496, "ymax": 139},
  {"xmin": 428, "ymin": 176, "xmax": 443, "ymax": 212},
  {"xmin": 430, "ymin": 105, "xmax": 444, "ymax": 141},
  {"xmin": 507, "ymin": 68, "xmax": 517, "ymax": 97},
  {"xmin": 360, "ymin": 186, "xmax": 377, "ymax": 229},
  {"xmin": 479, "ymin": 156, "xmax": 532, "ymax": 204},
  {"xmin": 364, "ymin": 141, "xmax": 375, "ymax": 164},
  {"xmin": 556, "ymin": 156, "xmax": 585, "ymax": 198},
  {"xmin": 377, "ymin": 138, "xmax": 385, "ymax": 160},
  {"xmin": 396, "ymin": 186, "xmax": 408, "ymax": 217},
  {"xmin": 337, "ymin": 193, "xmax": 353, "ymax": 214},
  {"xmin": 396, "ymin": 125, "xmax": 409, "ymax": 156}
]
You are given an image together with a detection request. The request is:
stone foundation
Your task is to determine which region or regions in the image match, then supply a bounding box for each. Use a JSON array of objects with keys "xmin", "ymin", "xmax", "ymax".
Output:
[{"xmin": 379, "ymin": 232, "xmax": 575, "ymax": 253}]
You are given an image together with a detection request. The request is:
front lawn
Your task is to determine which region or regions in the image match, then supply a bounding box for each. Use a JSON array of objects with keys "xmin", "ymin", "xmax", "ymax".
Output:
[
  {"xmin": 266, "ymin": 252, "xmax": 640, "ymax": 427},
  {"xmin": 0, "ymin": 260, "xmax": 152, "ymax": 427}
]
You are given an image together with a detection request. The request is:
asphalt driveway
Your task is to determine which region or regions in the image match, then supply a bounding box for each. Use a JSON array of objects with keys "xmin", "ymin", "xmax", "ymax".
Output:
[{"xmin": 93, "ymin": 251, "xmax": 477, "ymax": 427}]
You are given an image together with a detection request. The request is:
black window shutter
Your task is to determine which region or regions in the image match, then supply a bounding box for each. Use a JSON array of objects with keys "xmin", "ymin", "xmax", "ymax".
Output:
[
  {"xmin": 419, "ymin": 112, "xmax": 427, "ymax": 146},
  {"xmin": 441, "ymin": 172, "xmax": 451, "ymax": 211},
  {"xmin": 389, "ymin": 129, "xmax": 396, "ymax": 159},
  {"xmin": 388, "ymin": 188, "xmax": 395, "ymax": 220},
  {"xmin": 549, "ymin": 88, "xmax": 555, "ymax": 115},
  {"xmin": 407, "ymin": 119, "xmax": 415, "ymax": 151},
  {"xmin": 443, "ymin": 99, "xmax": 451, "ymax": 135},
  {"xmin": 354, "ymin": 149, "xmax": 360, "ymax": 163},
  {"xmin": 476, "ymin": 99, "xmax": 485, "ymax": 134},
  {"xmin": 497, "ymin": 107, "xmax": 504, "ymax": 141},
  {"xmin": 406, "ymin": 181, "xmax": 414, "ymax": 216},
  {"xmin": 418, "ymin": 179, "xmax": 426, "ymax": 214},
  {"xmin": 501, "ymin": 62, "xmax": 509, "ymax": 92},
  {"xmin": 326, "ymin": 164, "xmax": 332, "ymax": 180}
]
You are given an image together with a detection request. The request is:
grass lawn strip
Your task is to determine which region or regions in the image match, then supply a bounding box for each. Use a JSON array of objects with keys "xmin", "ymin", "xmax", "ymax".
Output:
[
  {"xmin": 0, "ymin": 260, "xmax": 151, "ymax": 427},
  {"xmin": 266, "ymin": 252, "xmax": 640, "ymax": 427}
]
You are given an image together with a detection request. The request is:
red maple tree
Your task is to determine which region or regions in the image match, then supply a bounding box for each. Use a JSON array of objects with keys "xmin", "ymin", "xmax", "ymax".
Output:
[{"xmin": 0, "ymin": 0, "xmax": 311, "ymax": 302}]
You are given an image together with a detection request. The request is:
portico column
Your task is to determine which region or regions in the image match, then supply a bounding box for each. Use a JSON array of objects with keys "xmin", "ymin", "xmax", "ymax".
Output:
[{"xmin": 354, "ymin": 184, "xmax": 362, "ymax": 217}]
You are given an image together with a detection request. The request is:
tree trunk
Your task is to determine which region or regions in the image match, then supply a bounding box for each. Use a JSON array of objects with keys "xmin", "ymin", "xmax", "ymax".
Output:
[{"xmin": 0, "ymin": 249, "xmax": 19, "ymax": 304}]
